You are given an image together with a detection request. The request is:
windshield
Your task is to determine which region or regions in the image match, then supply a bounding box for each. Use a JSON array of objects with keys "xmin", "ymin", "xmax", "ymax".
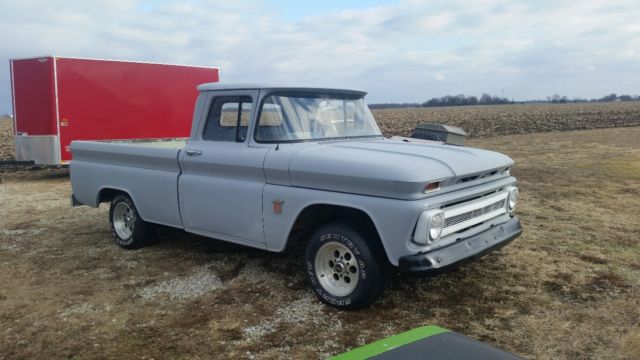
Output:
[{"xmin": 255, "ymin": 93, "xmax": 382, "ymax": 142}]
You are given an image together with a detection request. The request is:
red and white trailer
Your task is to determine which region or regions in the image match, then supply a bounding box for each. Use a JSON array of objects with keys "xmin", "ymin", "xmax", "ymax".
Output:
[{"xmin": 10, "ymin": 56, "xmax": 219, "ymax": 164}]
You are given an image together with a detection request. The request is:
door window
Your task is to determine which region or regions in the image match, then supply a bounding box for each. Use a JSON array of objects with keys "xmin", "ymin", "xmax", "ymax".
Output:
[{"xmin": 202, "ymin": 96, "xmax": 253, "ymax": 142}]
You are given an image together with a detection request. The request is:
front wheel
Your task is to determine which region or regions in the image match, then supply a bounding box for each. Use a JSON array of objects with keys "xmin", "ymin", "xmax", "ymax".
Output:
[
  {"xmin": 109, "ymin": 194, "xmax": 154, "ymax": 249},
  {"xmin": 306, "ymin": 222, "xmax": 387, "ymax": 309}
]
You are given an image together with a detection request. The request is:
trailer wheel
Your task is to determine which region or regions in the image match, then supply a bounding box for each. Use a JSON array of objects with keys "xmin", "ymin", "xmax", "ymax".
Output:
[
  {"xmin": 306, "ymin": 221, "xmax": 387, "ymax": 309},
  {"xmin": 109, "ymin": 194, "xmax": 154, "ymax": 249}
]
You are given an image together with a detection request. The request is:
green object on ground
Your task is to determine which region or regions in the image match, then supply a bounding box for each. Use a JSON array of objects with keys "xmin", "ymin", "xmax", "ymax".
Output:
[{"xmin": 331, "ymin": 325, "xmax": 449, "ymax": 360}]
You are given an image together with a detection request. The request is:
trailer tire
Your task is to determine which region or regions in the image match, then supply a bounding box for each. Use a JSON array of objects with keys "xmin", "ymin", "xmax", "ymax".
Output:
[
  {"xmin": 109, "ymin": 194, "xmax": 154, "ymax": 249},
  {"xmin": 306, "ymin": 221, "xmax": 387, "ymax": 309}
]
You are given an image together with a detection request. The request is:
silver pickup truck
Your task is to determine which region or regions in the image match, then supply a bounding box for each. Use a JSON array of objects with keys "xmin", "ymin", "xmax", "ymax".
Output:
[{"xmin": 70, "ymin": 84, "xmax": 522, "ymax": 309}]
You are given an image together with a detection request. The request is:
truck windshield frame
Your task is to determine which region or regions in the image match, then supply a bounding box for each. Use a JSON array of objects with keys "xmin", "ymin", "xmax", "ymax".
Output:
[{"xmin": 254, "ymin": 92, "xmax": 383, "ymax": 143}]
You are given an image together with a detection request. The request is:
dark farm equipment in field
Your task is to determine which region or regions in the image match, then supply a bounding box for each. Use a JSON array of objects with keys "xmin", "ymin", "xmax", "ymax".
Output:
[{"xmin": 410, "ymin": 123, "xmax": 467, "ymax": 145}]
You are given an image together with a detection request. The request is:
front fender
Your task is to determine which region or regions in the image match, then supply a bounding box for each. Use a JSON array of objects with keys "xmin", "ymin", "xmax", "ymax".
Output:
[{"xmin": 262, "ymin": 184, "xmax": 421, "ymax": 266}]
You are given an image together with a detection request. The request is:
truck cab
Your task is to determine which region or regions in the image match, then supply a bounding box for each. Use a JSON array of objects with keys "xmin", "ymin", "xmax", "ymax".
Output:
[{"xmin": 70, "ymin": 84, "xmax": 522, "ymax": 309}]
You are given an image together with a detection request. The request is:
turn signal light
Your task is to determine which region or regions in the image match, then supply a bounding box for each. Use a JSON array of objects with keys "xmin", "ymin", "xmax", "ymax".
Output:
[{"xmin": 424, "ymin": 181, "xmax": 441, "ymax": 193}]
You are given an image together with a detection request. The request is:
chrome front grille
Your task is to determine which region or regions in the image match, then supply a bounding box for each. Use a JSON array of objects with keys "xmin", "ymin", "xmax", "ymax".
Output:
[{"xmin": 444, "ymin": 199, "xmax": 505, "ymax": 228}]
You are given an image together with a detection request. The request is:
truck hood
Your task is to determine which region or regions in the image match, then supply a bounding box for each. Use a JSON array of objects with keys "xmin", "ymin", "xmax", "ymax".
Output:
[{"xmin": 285, "ymin": 138, "xmax": 514, "ymax": 200}]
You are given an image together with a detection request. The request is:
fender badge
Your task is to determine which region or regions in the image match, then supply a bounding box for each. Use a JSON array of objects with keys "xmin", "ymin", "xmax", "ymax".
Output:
[{"xmin": 272, "ymin": 200, "xmax": 285, "ymax": 214}]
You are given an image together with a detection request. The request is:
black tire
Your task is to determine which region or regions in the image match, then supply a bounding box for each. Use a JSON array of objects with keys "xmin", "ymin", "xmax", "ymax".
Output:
[
  {"xmin": 109, "ymin": 194, "xmax": 154, "ymax": 249},
  {"xmin": 305, "ymin": 221, "xmax": 387, "ymax": 309}
]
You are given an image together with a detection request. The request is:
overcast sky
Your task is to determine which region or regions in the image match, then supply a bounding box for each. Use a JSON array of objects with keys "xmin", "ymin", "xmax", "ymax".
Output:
[{"xmin": 2, "ymin": 0, "xmax": 639, "ymax": 114}]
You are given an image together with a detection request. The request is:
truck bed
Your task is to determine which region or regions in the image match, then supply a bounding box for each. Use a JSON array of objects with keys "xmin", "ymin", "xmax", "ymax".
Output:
[
  {"xmin": 105, "ymin": 138, "xmax": 188, "ymax": 149},
  {"xmin": 70, "ymin": 139, "xmax": 186, "ymax": 228}
]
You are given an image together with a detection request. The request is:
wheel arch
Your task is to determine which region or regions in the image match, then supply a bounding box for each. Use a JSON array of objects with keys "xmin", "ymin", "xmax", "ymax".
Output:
[
  {"xmin": 97, "ymin": 187, "xmax": 151, "ymax": 220},
  {"xmin": 285, "ymin": 203, "xmax": 389, "ymax": 263},
  {"xmin": 97, "ymin": 186, "xmax": 134, "ymax": 204}
]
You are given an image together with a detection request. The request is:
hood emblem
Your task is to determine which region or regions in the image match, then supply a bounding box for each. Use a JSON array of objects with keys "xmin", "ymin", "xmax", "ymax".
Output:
[{"xmin": 272, "ymin": 200, "xmax": 285, "ymax": 214}]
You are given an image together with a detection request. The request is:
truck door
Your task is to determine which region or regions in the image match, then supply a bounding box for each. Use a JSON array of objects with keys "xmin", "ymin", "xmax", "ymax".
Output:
[{"xmin": 178, "ymin": 90, "xmax": 269, "ymax": 246}]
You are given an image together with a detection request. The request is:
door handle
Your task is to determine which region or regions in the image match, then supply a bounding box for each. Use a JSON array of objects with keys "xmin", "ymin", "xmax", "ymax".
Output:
[{"xmin": 185, "ymin": 149, "xmax": 203, "ymax": 156}]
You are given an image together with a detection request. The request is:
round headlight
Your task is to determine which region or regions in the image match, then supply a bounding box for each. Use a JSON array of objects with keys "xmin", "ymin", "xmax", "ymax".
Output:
[
  {"xmin": 508, "ymin": 187, "xmax": 519, "ymax": 212},
  {"xmin": 414, "ymin": 210, "xmax": 445, "ymax": 245},
  {"xmin": 428, "ymin": 212, "xmax": 445, "ymax": 242}
]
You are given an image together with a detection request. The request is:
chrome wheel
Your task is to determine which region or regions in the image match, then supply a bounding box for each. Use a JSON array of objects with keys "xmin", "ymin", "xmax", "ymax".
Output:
[
  {"xmin": 113, "ymin": 202, "xmax": 135, "ymax": 240},
  {"xmin": 315, "ymin": 242, "xmax": 359, "ymax": 296}
]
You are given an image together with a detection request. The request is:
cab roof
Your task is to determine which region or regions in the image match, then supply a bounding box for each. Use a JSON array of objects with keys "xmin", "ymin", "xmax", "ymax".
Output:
[{"xmin": 197, "ymin": 83, "xmax": 367, "ymax": 97}]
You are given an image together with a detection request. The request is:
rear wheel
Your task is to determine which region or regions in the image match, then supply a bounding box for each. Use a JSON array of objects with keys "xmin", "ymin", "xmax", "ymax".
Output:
[
  {"xmin": 109, "ymin": 194, "xmax": 154, "ymax": 249},
  {"xmin": 306, "ymin": 221, "xmax": 387, "ymax": 309}
]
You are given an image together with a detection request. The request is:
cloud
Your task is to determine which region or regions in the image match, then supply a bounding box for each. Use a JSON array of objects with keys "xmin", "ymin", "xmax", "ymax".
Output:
[{"xmin": 1, "ymin": 0, "xmax": 639, "ymax": 113}]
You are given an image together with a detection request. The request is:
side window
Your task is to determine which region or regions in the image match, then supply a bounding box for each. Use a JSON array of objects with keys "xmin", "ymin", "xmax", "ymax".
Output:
[
  {"xmin": 255, "ymin": 100, "xmax": 286, "ymax": 142},
  {"xmin": 202, "ymin": 96, "xmax": 253, "ymax": 142}
]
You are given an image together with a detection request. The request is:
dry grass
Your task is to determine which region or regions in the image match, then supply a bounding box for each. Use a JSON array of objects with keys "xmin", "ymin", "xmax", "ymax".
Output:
[{"xmin": 1, "ymin": 119, "xmax": 639, "ymax": 359}]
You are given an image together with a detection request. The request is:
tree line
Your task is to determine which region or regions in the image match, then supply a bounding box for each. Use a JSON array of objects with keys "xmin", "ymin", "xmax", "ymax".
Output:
[
  {"xmin": 544, "ymin": 93, "xmax": 640, "ymax": 104},
  {"xmin": 369, "ymin": 93, "xmax": 640, "ymax": 109}
]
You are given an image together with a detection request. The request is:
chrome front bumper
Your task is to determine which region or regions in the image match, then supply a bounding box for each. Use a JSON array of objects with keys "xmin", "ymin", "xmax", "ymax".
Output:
[{"xmin": 399, "ymin": 217, "xmax": 522, "ymax": 274}]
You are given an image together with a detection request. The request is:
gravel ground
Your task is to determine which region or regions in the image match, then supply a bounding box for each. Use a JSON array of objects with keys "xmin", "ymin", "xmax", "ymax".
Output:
[{"xmin": 139, "ymin": 266, "xmax": 224, "ymax": 301}]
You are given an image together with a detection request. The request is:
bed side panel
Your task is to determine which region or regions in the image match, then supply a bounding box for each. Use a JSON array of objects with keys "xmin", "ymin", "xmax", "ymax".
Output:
[{"xmin": 70, "ymin": 141, "xmax": 183, "ymax": 228}]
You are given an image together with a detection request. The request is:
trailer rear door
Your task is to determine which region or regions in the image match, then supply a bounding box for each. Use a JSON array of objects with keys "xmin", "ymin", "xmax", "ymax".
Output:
[{"xmin": 11, "ymin": 57, "xmax": 60, "ymax": 164}]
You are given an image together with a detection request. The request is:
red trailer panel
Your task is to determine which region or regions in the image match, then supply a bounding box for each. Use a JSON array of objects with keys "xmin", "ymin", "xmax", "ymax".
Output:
[{"xmin": 10, "ymin": 56, "xmax": 219, "ymax": 164}]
